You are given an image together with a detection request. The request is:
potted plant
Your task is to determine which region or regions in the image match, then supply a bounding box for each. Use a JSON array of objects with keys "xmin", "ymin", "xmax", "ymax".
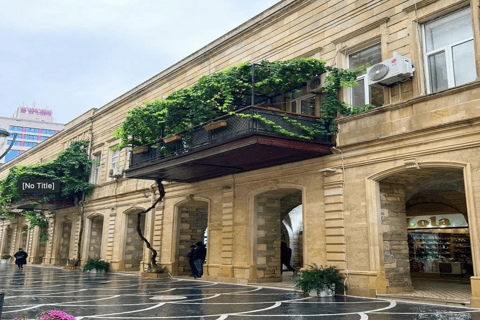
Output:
[
  {"xmin": 82, "ymin": 258, "xmax": 109, "ymax": 274},
  {"xmin": 141, "ymin": 264, "xmax": 170, "ymax": 278},
  {"xmin": 163, "ymin": 134, "xmax": 182, "ymax": 144},
  {"xmin": 63, "ymin": 258, "xmax": 81, "ymax": 270},
  {"xmin": 295, "ymin": 264, "xmax": 344, "ymax": 297},
  {"xmin": 132, "ymin": 146, "xmax": 149, "ymax": 154},
  {"xmin": 1, "ymin": 254, "xmax": 11, "ymax": 264},
  {"xmin": 13, "ymin": 310, "xmax": 77, "ymax": 320},
  {"xmin": 203, "ymin": 120, "xmax": 228, "ymax": 131}
]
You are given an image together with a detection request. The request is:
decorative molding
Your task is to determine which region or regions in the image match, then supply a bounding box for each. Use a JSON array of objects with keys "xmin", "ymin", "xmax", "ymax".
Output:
[
  {"xmin": 403, "ymin": 0, "xmax": 440, "ymax": 13},
  {"xmin": 332, "ymin": 17, "xmax": 389, "ymax": 45},
  {"xmin": 404, "ymin": 159, "xmax": 420, "ymax": 169}
]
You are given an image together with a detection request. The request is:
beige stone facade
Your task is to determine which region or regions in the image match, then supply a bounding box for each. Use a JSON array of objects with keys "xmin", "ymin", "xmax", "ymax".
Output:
[{"xmin": 1, "ymin": 0, "xmax": 480, "ymax": 307}]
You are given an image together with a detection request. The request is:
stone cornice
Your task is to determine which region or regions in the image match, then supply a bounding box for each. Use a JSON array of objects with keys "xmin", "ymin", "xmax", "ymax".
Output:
[
  {"xmin": 331, "ymin": 17, "xmax": 390, "ymax": 45},
  {"xmin": 403, "ymin": 0, "xmax": 440, "ymax": 13}
]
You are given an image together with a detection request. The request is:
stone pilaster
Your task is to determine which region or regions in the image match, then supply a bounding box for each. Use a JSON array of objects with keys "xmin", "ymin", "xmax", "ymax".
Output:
[
  {"xmin": 218, "ymin": 188, "xmax": 234, "ymax": 279},
  {"xmin": 106, "ymin": 212, "xmax": 116, "ymax": 261},
  {"xmin": 323, "ymin": 171, "xmax": 347, "ymax": 270},
  {"xmin": 44, "ymin": 217, "xmax": 56, "ymax": 264}
]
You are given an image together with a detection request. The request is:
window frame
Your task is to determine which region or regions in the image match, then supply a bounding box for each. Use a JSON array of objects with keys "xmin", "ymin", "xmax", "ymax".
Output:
[
  {"xmin": 422, "ymin": 7, "xmax": 476, "ymax": 94},
  {"xmin": 109, "ymin": 150, "xmax": 119, "ymax": 181},
  {"xmin": 347, "ymin": 43, "xmax": 383, "ymax": 107},
  {"xmin": 91, "ymin": 153, "xmax": 101, "ymax": 185}
]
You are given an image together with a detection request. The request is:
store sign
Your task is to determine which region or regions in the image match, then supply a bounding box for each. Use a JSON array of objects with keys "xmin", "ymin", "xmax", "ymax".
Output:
[
  {"xmin": 18, "ymin": 180, "xmax": 60, "ymax": 193},
  {"xmin": 407, "ymin": 214, "xmax": 468, "ymax": 229}
]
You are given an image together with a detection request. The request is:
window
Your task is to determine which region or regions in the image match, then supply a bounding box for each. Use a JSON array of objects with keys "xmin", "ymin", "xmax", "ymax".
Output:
[
  {"xmin": 110, "ymin": 150, "xmax": 119, "ymax": 180},
  {"xmin": 24, "ymin": 142, "xmax": 37, "ymax": 147},
  {"xmin": 91, "ymin": 153, "xmax": 101, "ymax": 184},
  {"xmin": 24, "ymin": 135, "xmax": 37, "ymax": 140},
  {"xmin": 9, "ymin": 126, "xmax": 22, "ymax": 132},
  {"xmin": 270, "ymin": 79, "xmax": 321, "ymax": 116},
  {"xmin": 7, "ymin": 140, "xmax": 20, "ymax": 146},
  {"xmin": 41, "ymin": 136, "xmax": 48, "ymax": 141},
  {"xmin": 5, "ymin": 150, "xmax": 19, "ymax": 162},
  {"xmin": 41, "ymin": 129, "xmax": 55, "ymax": 135},
  {"xmin": 423, "ymin": 7, "xmax": 476, "ymax": 93},
  {"xmin": 349, "ymin": 44, "xmax": 384, "ymax": 107},
  {"xmin": 25, "ymin": 127, "xmax": 38, "ymax": 133}
]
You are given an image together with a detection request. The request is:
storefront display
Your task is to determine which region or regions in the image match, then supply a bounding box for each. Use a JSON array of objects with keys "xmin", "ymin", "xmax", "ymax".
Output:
[{"xmin": 407, "ymin": 214, "xmax": 473, "ymax": 275}]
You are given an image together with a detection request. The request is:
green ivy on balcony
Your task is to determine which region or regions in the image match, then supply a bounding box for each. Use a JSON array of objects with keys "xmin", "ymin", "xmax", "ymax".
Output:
[{"xmin": 113, "ymin": 58, "xmax": 373, "ymax": 151}]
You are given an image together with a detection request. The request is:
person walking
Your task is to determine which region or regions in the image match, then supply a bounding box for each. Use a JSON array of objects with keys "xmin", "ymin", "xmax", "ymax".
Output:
[
  {"xmin": 281, "ymin": 242, "xmax": 295, "ymax": 273},
  {"xmin": 187, "ymin": 245, "xmax": 197, "ymax": 277},
  {"xmin": 192, "ymin": 241, "xmax": 206, "ymax": 279},
  {"xmin": 14, "ymin": 248, "xmax": 28, "ymax": 269}
]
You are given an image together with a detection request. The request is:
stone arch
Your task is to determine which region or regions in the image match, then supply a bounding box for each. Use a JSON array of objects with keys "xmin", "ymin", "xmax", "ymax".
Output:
[
  {"xmin": 172, "ymin": 197, "xmax": 210, "ymax": 276},
  {"xmin": 366, "ymin": 161, "xmax": 479, "ymax": 291},
  {"xmin": 122, "ymin": 207, "xmax": 147, "ymax": 271},
  {"xmin": 248, "ymin": 185, "xmax": 304, "ymax": 282}
]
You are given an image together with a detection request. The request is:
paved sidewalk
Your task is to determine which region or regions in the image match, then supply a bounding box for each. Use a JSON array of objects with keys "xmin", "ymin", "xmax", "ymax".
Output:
[{"xmin": 1, "ymin": 264, "xmax": 480, "ymax": 319}]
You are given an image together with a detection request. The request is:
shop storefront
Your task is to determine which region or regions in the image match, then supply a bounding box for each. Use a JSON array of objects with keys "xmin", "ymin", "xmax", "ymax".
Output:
[{"xmin": 408, "ymin": 214, "xmax": 473, "ymax": 277}]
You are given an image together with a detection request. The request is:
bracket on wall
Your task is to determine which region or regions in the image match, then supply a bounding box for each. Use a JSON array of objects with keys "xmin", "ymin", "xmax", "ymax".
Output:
[{"xmin": 404, "ymin": 159, "xmax": 420, "ymax": 169}]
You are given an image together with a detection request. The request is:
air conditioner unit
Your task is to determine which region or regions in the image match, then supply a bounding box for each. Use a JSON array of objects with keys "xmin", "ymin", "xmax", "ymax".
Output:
[
  {"xmin": 308, "ymin": 74, "xmax": 325, "ymax": 93},
  {"xmin": 367, "ymin": 54, "xmax": 414, "ymax": 87},
  {"xmin": 109, "ymin": 167, "xmax": 124, "ymax": 178}
]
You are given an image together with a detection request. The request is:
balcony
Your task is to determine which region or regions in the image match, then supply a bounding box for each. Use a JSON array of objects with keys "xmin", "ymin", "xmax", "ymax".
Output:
[
  {"xmin": 125, "ymin": 106, "xmax": 333, "ymax": 183},
  {"xmin": 10, "ymin": 193, "xmax": 75, "ymax": 211}
]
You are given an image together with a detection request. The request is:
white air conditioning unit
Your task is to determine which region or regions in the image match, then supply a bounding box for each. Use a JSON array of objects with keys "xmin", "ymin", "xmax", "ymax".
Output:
[
  {"xmin": 367, "ymin": 54, "xmax": 414, "ymax": 87},
  {"xmin": 109, "ymin": 167, "xmax": 124, "ymax": 178}
]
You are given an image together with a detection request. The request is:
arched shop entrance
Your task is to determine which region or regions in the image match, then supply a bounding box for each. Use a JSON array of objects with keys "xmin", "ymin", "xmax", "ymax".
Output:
[{"xmin": 377, "ymin": 166, "xmax": 474, "ymax": 302}]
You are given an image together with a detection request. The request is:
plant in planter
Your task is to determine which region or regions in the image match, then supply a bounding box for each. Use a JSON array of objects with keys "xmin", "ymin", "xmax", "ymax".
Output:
[
  {"xmin": 82, "ymin": 258, "xmax": 109, "ymax": 273},
  {"xmin": 1, "ymin": 254, "xmax": 11, "ymax": 264},
  {"xmin": 295, "ymin": 264, "xmax": 344, "ymax": 297},
  {"xmin": 63, "ymin": 258, "xmax": 80, "ymax": 270},
  {"xmin": 13, "ymin": 310, "xmax": 77, "ymax": 320}
]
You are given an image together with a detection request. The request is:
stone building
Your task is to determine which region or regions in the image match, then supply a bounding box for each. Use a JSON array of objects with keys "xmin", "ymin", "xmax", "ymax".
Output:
[{"xmin": 1, "ymin": 0, "xmax": 480, "ymax": 307}]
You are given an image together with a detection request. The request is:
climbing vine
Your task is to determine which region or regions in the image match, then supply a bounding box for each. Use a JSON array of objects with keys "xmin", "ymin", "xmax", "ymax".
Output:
[
  {"xmin": 0, "ymin": 141, "xmax": 95, "ymax": 237},
  {"xmin": 113, "ymin": 58, "xmax": 370, "ymax": 151}
]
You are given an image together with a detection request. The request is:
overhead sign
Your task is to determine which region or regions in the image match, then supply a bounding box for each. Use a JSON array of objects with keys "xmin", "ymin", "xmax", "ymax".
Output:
[
  {"xmin": 407, "ymin": 214, "xmax": 468, "ymax": 229},
  {"xmin": 18, "ymin": 180, "xmax": 60, "ymax": 193}
]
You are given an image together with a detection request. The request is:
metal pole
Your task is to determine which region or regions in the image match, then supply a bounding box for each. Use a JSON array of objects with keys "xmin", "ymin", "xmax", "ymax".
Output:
[{"xmin": 251, "ymin": 63, "xmax": 255, "ymax": 106}]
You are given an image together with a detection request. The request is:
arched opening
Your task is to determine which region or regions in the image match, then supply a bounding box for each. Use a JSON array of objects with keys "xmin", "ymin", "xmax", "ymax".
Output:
[
  {"xmin": 254, "ymin": 188, "xmax": 302, "ymax": 282},
  {"xmin": 88, "ymin": 216, "xmax": 104, "ymax": 259},
  {"xmin": 59, "ymin": 220, "xmax": 72, "ymax": 265},
  {"xmin": 175, "ymin": 201, "xmax": 208, "ymax": 276},
  {"xmin": 378, "ymin": 167, "xmax": 472, "ymax": 301},
  {"xmin": 124, "ymin": 211, "xmax": 145, "ymax": 271}
]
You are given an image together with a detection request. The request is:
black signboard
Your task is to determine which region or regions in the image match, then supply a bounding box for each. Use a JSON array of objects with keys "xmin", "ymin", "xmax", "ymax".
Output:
[{"xmin": 18, "ymin": 180, "xmax": 60, "ymax": 193}]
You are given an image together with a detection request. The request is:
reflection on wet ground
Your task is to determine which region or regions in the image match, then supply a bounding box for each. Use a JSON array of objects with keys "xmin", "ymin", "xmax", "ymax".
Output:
[{"xmin": 1, "ymin": 264, "xmax": 479, "ymax": 319}]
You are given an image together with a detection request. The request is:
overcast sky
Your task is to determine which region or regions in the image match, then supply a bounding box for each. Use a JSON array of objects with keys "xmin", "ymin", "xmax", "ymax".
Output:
[{"xmin": 0, "ymin": 0, "xmax": 280, "ymax": 124}]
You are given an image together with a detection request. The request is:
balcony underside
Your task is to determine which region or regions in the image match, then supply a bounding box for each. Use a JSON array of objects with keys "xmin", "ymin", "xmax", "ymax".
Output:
[
  {"xmin": 125, "ymin": 134, "xmax": 333, "ymax": 183},
  {"xmin": 11, "ymin": 198, "xmax": 75, "ymax": 211}
]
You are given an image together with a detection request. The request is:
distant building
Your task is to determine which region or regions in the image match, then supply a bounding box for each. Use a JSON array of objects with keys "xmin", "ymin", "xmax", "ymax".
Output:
[{"xmin": 0, "ymin": 106, "xmax": 64, "ymax": 163}]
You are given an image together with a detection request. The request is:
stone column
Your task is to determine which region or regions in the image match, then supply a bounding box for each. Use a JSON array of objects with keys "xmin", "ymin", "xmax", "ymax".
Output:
[
  {"xmin": 44, "ymin": 216, "xmax": 56, "ymax": 264},
  {"xmin": 29, "ymin": 227, "xmax": 42, "ymax": 264},
  {"xmin": 106, "ymin": 210, "xmax": 119, "ymax": 270},
  {"xmin": 0, "ymin": 225, "xmax": 8, "ymax": 254},
  {"xmin": 217, "ymin": 188, "xmax": 235, "ymax": 280},
  {"xmin": 81, "ymin": 217, "xmax": 92, "ymax": 262}
]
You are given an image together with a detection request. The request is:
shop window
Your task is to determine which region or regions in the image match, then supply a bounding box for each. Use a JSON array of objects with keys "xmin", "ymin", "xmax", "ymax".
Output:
[
  {"xmin": 423, "ymin": 7, "xmax": 476, "ymax": 93},
  {"xmin": 348, "ymin": 44, "xmax": 384, "ymax": 107},
  {"xmin": 91, "ymin": 153, "xmax": 101, "ymax": 184}
]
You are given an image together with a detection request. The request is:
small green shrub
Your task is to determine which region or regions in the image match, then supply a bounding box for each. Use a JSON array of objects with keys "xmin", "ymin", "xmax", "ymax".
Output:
[
  {"xmin": 1, "ymin": 254, "xmax": 11, "ymax": 259},
  {"xmin": 295, "ymin": 264, "xmax": 344, "ymax": 295},
  {"xmin": 82, "ymin": 258, "xmax": 109, "ymax": 272},
  {"xmin": 65, "ymin": 258, "xmax": 80, "ymax": 267}
]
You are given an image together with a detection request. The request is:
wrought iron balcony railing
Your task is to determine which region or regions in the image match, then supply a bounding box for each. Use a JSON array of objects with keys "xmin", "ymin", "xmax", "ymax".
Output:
[{"xmin": 129, "ymin": 106, "xmax": 331, "ymax": 170}]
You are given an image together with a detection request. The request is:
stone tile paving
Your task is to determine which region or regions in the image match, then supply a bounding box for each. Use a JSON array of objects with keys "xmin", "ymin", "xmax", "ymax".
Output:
[{"xmin": 1, "ymin": 264, "xmax": 480, "ymax": 319}]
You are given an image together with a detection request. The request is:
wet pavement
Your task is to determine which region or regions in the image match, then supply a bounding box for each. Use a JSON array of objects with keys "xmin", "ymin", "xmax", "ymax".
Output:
[{"xmin": 1, "ymin": 264, "xmax": 480, "ymax": 319}]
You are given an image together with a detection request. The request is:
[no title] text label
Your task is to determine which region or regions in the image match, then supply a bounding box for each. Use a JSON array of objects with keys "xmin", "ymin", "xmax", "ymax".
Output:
[{"xmin": 18, "ymin": 180, "xmax": 60, "ymax": 193}]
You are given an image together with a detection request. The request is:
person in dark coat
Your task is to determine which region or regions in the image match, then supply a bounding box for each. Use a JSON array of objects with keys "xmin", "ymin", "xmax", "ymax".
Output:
[
  {"xmin": 281, "ymin": 242, "xmax": 295, "ymax": 273},
  {"xmin": 14, "ymin": 248, "xmax": 28, "ymax": 269},
  {"xmin": 187, "ymin": 245, "xmax": 197, "ymax": 277},
  {"xmin": 192, "ymin": 241, "xmax": 206, "ymax": 279}
]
